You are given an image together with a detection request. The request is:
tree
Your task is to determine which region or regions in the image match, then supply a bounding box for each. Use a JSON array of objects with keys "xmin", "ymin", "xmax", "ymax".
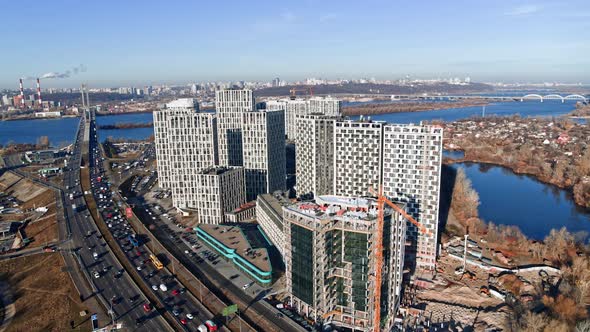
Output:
[
  {"xmin": 451, "ymin": 167, "xmax": 480, "ymax": 220},
  {"xmin": 36, "ymin": 135, "xmax": 49, "ymax": 149},
  {"xmin": 522, "ymin": 311, "xmax": 548, "ymax": 332}
]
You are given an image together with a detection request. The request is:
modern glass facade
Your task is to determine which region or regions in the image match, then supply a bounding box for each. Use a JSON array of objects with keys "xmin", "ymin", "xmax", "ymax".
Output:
[
  {"xmin": 343, "ymin": 231, "xmax": 369, "ymax": 312},
  {"xmin": 290, "ymin": 223, "xmax": 314, "ymax": 304}
]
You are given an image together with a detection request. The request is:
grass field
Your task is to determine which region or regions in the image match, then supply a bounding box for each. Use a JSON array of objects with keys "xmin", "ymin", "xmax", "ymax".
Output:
[{"xmin": 0, "ymin": 253, "xmax": 91, "ymax": 332}]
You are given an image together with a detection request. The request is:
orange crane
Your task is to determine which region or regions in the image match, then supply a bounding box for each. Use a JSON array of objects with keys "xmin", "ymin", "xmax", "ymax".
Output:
[
  {"xmin": 370, "ymin": 186, "xmax": 432, "ymax": 331},
  {"xmin": 289, "ymin": 87, "xmax": 313, "ymax": 99}
]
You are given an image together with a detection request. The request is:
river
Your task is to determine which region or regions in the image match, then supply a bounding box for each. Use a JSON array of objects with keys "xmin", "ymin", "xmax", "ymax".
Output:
[
  {"xmin": 1, "ymin": 100, "xmax": 588, "ymax": 239},
  {"xmin": 446, "ymin": 162, "xmax": 590, "ymax": 240}
]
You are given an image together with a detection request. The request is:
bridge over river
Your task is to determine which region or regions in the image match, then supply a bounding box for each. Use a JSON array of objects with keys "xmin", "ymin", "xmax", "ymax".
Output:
[{"xmin": 394, "ymin": 93, "xmax": 588, "ymax": 103}]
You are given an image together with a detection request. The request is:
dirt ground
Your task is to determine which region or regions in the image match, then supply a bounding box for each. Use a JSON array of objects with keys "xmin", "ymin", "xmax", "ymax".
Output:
[
  {"xmin": 0, "ymin": 172, "xmax": 59, "ymax": 248},
  {"xmin": 0, "ymin": 253, "xmax": 91, "ymax": 332},
  {"xmin": 0, "ymin": 174, "xmax": 46, "ymax": 204}
]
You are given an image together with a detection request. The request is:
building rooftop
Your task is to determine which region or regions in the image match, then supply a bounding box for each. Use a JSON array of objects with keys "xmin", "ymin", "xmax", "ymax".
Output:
[
  {"xmin": 196, "ymin": 224, "xmax": 272, "ymax": 278},
  {"xmin": 166, "ymin": 98, "xmax": 197, "ymax": 109},
  {"xmin": 228, "ymin": 201, "xmax": 256, "ymax": 214},
  {"xmin": 286, "ymin": 195, "xmax": 395, "ymax": 221}
]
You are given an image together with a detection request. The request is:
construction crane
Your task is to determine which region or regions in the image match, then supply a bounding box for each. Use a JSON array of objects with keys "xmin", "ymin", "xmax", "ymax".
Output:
[
  {"xmin": 289, "ymin": 87, "xmax": 313, "ymax": 99},
  {"xmin": 370, "ymin": 186, "xmax": 432, "ymax": 331}
]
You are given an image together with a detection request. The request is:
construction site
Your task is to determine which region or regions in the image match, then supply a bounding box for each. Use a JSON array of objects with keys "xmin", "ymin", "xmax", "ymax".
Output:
[{"xmin": 281, "ymin": 194, "xmax": 423, "ymax": 332}]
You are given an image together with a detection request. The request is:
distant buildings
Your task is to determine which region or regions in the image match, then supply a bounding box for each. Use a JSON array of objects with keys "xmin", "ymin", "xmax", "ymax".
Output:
[{"xmin": 283, "ymin": 195, "xmax": 406, "ymax": 332}]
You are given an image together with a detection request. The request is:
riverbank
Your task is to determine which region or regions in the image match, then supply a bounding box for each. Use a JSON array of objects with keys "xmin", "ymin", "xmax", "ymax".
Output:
[
  {"xmin": 96, "ymin": 110, "xmax": 152, "ymax": 116},
  {"xmin": 0, "ymin": 114, "xmax": 79, "ymax": 121},
  {"xmin": 443, "ymin": 116, "xmax": 590, "ymax": 208},
  {"xmin": 342, "ymin": 99, "xmax": 489, "ymax": 116},
  {"xmin": 97, "ymin": 122, "xmax": 153, "ymax": 130}
]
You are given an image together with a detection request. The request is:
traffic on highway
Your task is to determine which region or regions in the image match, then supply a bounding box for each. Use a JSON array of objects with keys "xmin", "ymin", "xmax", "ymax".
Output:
[
  {"xmin": 85, "ymin": 112, "xmax": 219, "ymax": 332},
  {"xmin": 63, "ymin": 116, "xmax": 172, "ymax": 331}
]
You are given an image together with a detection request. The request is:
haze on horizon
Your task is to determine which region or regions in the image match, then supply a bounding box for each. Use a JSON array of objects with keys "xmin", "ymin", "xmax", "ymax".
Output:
[{"xmin": 0, "ymin": 0, "xmax": 589, "ymax": 89}]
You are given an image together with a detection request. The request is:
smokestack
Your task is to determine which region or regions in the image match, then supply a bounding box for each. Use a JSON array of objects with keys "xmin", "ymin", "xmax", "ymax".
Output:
[
  {"xmin": 19, "ymin": 78, "xmax": 25, "ymax": 108},
  {"xmin": 36, "ymin": 78, "xmax": 42, "ymax": 107}
]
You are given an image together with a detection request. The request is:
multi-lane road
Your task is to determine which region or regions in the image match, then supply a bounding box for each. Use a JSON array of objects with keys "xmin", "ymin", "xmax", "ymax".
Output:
[
  {"xmin": 85, "ymin": 111, "xmax": 220, "ymax": 331},
  {"xmin": 63, "ymin": 116, "xmax": 172, "ymax": 331}
]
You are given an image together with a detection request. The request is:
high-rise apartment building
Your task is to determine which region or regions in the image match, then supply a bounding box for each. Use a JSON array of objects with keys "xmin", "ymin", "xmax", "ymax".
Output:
[
  {"xmin": 194, "ymin": 166, "xmax": 246, "ymax": 224},
  {"xmin": 264, "ymin": 97, "xmax": 341, "ymax": 141},
  {"xmin": 215, "ymin": 89, "xmax": 254, "ymax": 166},
  {"xmin": 242, "ymin": 109, "xmax": 286, "ymax": 201},
  {"xmin": 308, "ymin": 96, "xmax": 342, "ymax": 117},
  {"xmin": 333, "ymin": 120, "xmax": 384, "ymax": 197},
  {"xmin": 153, "ymin": 98, "xmax": 218, "ymax": 209},
  {"xmin": 284, "ymin": 195, "xmax": 406, "ymax": 332},
  {"xmin": 328, "ymin": 118, "xmax": 442, "ymax": 269},
  {"xmin": 295, "ymin": 114, "xmax": 339, "ymax": 197},
  {"xmin": 382, "ymin": 124, "xmax": 443, "ymax": 269}
]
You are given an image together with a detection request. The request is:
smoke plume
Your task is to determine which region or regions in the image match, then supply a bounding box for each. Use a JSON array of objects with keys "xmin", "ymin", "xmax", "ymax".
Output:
[{"xmin": 31, "ymin": 64, "xmax": 88, "ymax": 80}]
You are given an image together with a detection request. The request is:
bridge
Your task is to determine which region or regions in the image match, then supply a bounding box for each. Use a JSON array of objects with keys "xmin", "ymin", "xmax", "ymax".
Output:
[{"xmin": 393, "ymin": 93, "xmax": 588, "ymax": 103}]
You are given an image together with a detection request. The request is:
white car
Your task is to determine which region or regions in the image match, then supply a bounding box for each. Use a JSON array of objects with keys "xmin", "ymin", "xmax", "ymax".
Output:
[
  {"xmin": 159, "ymin": 284, "xmax": 168, "ymax": 292},
  {"xmin": 186, "ymin": 313, "xmax": 194, "ymax": 320},
  {"xmin": 151, "ymin": 285, "xmax": 158, "ymax": 291},
  {"xmin": 242, "ymin": 282, "xmax": 252, "ymax": 290},
  {"xmin": 137, "ymin": 266, "xmax": 142, "ymax": 271},
  {"xmin": 93, "ymin": 271, "xmax": 100, "ymax": 279}
]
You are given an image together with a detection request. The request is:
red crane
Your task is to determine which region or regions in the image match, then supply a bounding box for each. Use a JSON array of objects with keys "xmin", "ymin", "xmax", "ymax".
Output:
[{"xmin": 371, "ymin": 187, "xmax": 432, "ymax": 331}]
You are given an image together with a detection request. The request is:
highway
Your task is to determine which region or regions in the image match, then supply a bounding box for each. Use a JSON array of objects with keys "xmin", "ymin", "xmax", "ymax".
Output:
[
  {"xmin": 122, "ymin": 176, "xmax": 307, "ymax": 332},
  {"xmin": 63, "ymin": 116, "xmax": 172, "ymax": 331},
  {"xmin": 86, "ymin": 111, "xmax": 219, "ymax": 331}
]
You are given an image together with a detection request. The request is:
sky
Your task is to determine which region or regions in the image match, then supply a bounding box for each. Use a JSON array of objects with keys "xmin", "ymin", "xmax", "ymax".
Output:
[{"xmin": 1, "ymin": 0, "xmax": 589, "ymax": 89}]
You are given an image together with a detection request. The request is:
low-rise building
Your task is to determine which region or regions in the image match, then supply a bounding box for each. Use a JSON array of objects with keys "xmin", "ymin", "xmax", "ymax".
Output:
[
  {"xmin": 225, "ymin": 201, "xmax": 256, "ymax": 223},
  {"xmin": 256, "ymin": 193, "xmax": 291, "ymax": 257}
]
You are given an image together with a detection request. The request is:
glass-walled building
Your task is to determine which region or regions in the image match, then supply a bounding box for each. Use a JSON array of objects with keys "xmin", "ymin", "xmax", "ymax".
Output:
[{"xmin": 283, "ymin": 195, "xmax": 406, "ymax": 332}]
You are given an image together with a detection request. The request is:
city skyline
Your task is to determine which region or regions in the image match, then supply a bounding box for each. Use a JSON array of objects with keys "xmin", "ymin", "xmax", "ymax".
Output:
[{"xmin": 1, "ymin": 1, "xmax": 589, "ymax": 89}]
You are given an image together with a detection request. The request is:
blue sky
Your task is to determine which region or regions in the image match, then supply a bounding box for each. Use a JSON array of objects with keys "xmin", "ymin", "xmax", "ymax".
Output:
[{"xmin": 1, "ymin": 0, "xmax": 589, "ymax": 88}]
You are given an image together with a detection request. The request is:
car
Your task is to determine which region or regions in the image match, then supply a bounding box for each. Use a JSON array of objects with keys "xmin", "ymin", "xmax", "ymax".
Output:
[
  {"xmin": 186, "ymin": 313, "xmax": 194, "ymax": 320},
  {"xmin": 102, "ymin": 266, "xmax": 109, "ymax": 273},
  {"xmin": 114, "ymin": 271, "xmax": 123, "ymax": 279},
  {"xmin": 172, "ymin": 309, "xmax": 180, "ymax": 316},
  {"xmin": 159, "ymin": 284, "xmax": 168, "ymax": 292},
  {"xmin": 143, "ymin": 303, "xmax": 152, "ymax": 312},
  {"xmin": 230, "ymin": 274, "xmax": 239, "ymax": 280},
  {"xmin": 93, "ymin": 271, "xmax": 100, "ymax": 279},
  {"xmin": 242, "ymin": 282, "xmax": 252, "ymax": 290},
  {"xmin": 171, "ymin": 289, "xmax": 179, "ymax": 296},
  {"xmin": 184, "ymin": 250, "xmax": 189, "ymax": 254},
  {"xmin": 136, "ymin": 265, "xmax": 142, "ymax": 271},
  {"xmin": 180, "ymin": 318, "xmax": 187, "ymax": 325},
  {"xmin": 151, "ymin": 285, "xmax": 158, "ymax": 291}
]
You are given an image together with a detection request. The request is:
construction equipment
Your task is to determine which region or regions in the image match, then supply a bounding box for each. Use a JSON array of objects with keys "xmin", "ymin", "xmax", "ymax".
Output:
[
  {"xmin": 370, "ymin": 186, "xmax": 432, "ymax": 331},
  {"xmin": 289, "ymin": 87, "xmax": 313, "ymax": 99}
]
